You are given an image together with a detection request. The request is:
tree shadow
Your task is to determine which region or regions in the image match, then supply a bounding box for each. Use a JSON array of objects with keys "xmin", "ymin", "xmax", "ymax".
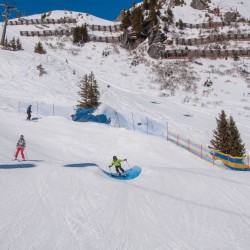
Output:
[
  {"xmin": 0, "ymin": 164, "xmax": 36, "ymax": 169},
  {"xmin": 64, "ymin": 163, "xmax": 98, "ymax": 168}
]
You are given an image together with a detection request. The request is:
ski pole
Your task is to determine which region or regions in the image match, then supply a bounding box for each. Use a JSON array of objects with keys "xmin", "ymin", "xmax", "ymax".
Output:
[
  {"xmin": 108, "ymin": 166, "xmax": 112, "ymax": 175},
  {"xmin": 126, "ymin": 160, "xmax": 132, "ymax": 171},
  {"xmin": 13, "ymin": 150, "xmax": 16, "ymax": 160},
  {"xmin": 25, "ymin": 150, "xmax": 28, "ymax": 161}
]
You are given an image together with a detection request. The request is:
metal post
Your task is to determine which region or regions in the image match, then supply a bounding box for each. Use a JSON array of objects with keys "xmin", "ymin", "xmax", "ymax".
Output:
[
  {"xmin": 116, "ymin": 112, "xmax": 120, "ymax": 128},
  {"xmin": 0, "ymin": 4, "xmax": 19, "ymax": 45},
  {"xmin": 131, "ymin": 113, "xmax": 135, "ymax": 131},
  {"xmin": 166, "ymin": 122, "xmax": 168, "ymax": 141},
  {"xmin": 177, "ymin": 134, "xmax": 179, "ymax": 146},
  {"xmin": 248, "ymin": 155, "xmax": 249, "ymax": 171}
]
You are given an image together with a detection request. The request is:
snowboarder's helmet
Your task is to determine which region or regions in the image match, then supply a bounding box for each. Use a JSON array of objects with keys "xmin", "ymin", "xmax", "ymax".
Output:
[
  {"xmin": 113, "ymin": 156, "xmax": 117, "ymax": 160},
  {"xmin": 20, "ymin": 135, "xmax": 24, "ymax": 138}
]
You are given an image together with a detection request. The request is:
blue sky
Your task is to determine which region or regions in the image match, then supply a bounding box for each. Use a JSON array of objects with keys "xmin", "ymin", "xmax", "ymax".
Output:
[{"xmin": 0, "ymin": 0, "xmax": 141, "ymax": 21}]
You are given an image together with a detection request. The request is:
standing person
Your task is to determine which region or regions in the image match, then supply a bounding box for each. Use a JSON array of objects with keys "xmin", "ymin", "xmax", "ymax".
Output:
[
  {"xmin": 15, "ymin": 135, "xmax": 26, "ymax": 161},
  {"xmin": 27, "ymin": 105, "xmax": 32, "ymax": 120},
  {"xmin": 109, "ymin": 156, "xmax": 127, "ymax": 176}
]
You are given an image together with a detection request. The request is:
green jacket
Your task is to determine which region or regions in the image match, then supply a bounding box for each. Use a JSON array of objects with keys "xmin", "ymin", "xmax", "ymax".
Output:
[{"xmin": 110, "ymin": 159, "xmax": 125, "ymax": 167}]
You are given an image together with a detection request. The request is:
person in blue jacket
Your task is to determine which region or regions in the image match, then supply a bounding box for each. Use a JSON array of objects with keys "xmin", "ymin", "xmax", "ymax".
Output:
[{"xmin": 27, "ymin": 105, "xmax": 32, "ymax": 120}]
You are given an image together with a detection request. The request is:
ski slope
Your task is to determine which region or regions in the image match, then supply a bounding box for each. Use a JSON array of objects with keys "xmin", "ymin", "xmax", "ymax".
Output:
[
  {"xmin": 0, "ymin": 7, "xmax": 250, "ymax": 250},
  {"xmin": 1, "ymin": 111, "xmax": 250, "ymax": 250}
]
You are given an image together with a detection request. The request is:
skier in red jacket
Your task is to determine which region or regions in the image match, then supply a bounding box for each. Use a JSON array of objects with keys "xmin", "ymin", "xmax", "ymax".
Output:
[{"xmin": 15, "ymin": 135, "xmax": 26, "ymax": 161}]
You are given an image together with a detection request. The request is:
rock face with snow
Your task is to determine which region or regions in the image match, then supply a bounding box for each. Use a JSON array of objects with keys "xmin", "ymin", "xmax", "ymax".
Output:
[{"xmin": 190, "ymin": 0, "xmax": 209, "ymax": 10}]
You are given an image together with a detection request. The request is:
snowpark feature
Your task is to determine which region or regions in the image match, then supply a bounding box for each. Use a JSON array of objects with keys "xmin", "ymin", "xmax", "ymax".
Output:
[{"xmin": 1, "ymin": 5, "xmax": 250, "ymax": 250}]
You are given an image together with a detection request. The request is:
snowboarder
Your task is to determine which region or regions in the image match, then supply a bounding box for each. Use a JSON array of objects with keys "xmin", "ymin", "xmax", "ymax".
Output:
[
  {"xmin": 27, "ymin": 105, "xmax": 32, "ymax": 120},
  {"xmin": 14, "ymin": 135, "xmax": 26, "ymax": 161},
  {"xmin": 109, "ymin": 156, "xmax": 127, "ymax": 176}
]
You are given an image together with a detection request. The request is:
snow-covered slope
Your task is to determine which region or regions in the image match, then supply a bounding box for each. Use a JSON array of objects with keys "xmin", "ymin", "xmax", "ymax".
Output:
[
  {"xmin": 165, "ymin": 0, "xmax": 250, "ymax": 23},
  {"xmin": 1, "ymin": 111, "xmax": 250, "ymax": 250},
  {"xmin": 0, "ymin": 8, "xmax": 250, "ymax": 250}
]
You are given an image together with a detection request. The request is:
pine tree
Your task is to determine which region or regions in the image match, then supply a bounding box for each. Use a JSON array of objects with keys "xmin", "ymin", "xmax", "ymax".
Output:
[
  {"xmin": 34, "ymin": 41, "xmax": 46, "ymax": 54},
  {"xmin": 167, "ymin": 8, "xmax": 174, "ymax": 24},
  {"xmin": 210, "ymin": 110, "xmax": 230, "ymax": 154},
  {"xmin": 77, "ymin": 72, "xmax": 100, "ymax": 108},
  {"xmin": 131, "ymin": 6, "xmax": 144, "ymax": 36},
  {"xmin": 143, "ymin": 0, "xmax": 149, "ymax": 10},
  {"xmin": 16, "ymin": 38, "xmax": 22, "ymax": 50},
  {"xmin": 10, "ymin": 37, "xmax": 16, "ymax": 50},
  {"xmin": 80, "ymin": 24, "xmax": 89, "ymax": 43},
  {"xmin": 73, "ymin": 24, "xmax": 89, "ymax": 44},
  {"xmin": 88, "ymin": 72, "xmax": 100, "ymax": 108},
  {"xmin": 77, "ymin": 74, "xmax": 91, "ymax": 108},
  {"xmin": 178, "ymin": 19, "xmax": 184, "ymax": 30},
  {"xmin": 121, "ymin": 10, "xmax": 131, "ymax": 29},
  {"xmin": 37, "ymin": 64, "xmax": 46, "ymax": 76},
  {"xmin": 149, "ymin": 5, "xmax": 158, "ymax": 26},
  {"xmin": 73, "ymin": 26, "xmax": 81, "ymax": 44},
  {"xmin": 227, "ymin": 116, "xmax": 246, "ymax": 157}
]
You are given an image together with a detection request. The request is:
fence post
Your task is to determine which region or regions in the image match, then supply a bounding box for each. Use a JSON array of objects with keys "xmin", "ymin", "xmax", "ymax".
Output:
[
  {"xmin": 227, "ymin": 155, "xmax": 229, "ymax": 170},
  {"xmin": 97, "ymin": 109, "xmax": 100, "ymax": 123},
  {"xmin": 177, "ymin": 134, "xmax": 179, "ymax": 146},
  {"xmin": 200, "ymin": 145, "xmax": 203, "ymax": 159},
  {"xmin": 131, "ymin": 113, "xmax": 135, "ymax": 131},
  {"xmin": 166, "ymin": 122, "xmax": 168, "ymax": 141},
  {"xmin": 248, "ymin": 155, "xmax": 249, "ymax": 171},
  {"xmin": 116, "ymin": 112, "xmax": 120, "ymax": 128}
]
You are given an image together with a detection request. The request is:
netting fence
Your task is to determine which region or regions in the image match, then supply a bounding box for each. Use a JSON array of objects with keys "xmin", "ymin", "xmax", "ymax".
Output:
[
  {"xmin": 18, "ymin": 102, "xmax": 249, "ymax": 171},
  {"xmin": 167, "ymin": 130, "xmax": 250, "ymax": 171}
]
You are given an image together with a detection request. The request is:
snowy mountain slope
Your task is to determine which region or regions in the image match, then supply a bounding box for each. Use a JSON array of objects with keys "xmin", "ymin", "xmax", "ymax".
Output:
[
  {"xmin": 164, "ymin": 0, "xmax": 250, "ymax": 23},
  {"xmin": 1, "ymin": 23, "xmax": 249, "ymax": 149},
  {"xmin": 1, "ymin": 111, "xmax": 250, "ymax": 250},
  {"xmin": 0, "ymin": 9, "xmax": 250, "ymax": 249}
]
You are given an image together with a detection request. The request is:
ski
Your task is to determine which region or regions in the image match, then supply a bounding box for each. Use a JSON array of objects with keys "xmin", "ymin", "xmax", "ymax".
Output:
[
  {"xmin": 12, "ymin": 159, "xmax": 26, "ymax": 162},
  {"xmin": 111, "ymin": 173, "xmax": 128, "ymax": 178}
]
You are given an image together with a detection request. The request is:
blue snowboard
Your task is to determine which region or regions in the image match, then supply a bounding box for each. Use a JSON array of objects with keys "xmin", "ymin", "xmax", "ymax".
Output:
[{"xmin": 103, "ymin": 166, "xmax": 142, "ymax": 180}]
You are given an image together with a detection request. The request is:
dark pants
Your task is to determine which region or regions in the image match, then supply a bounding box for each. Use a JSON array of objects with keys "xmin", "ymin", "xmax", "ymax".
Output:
[
  {"xmin": 115, "ymin": 165, "xmax": 125, "ymax": 174},
  {"xmin": 27, "ymin": 113, "xmax": 31, "ymax": 120}
]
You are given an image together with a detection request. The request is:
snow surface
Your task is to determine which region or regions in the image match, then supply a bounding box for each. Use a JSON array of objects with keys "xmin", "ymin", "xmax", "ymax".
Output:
[{"xmin": 0, "ymin": 6, "xmax": 250, "ymax": 250}]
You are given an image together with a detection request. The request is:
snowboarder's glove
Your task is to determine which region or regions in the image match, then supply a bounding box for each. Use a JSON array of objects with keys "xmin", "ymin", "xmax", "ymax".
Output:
[{"xmin": 124, "ymin": 159, "xmax": 127, "ymax": 161}]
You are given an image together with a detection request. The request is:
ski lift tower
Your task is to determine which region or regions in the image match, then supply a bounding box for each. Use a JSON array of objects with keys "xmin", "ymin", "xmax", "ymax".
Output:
[{"xmin": 0, "ymin": 2, "xmax": 18, "ymax": 45}]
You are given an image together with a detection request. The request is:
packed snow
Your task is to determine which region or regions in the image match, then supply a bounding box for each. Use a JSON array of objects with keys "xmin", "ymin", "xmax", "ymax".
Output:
[{"xmin": 0, "ymin": 4, "xmax": 250, "ymax": 250}]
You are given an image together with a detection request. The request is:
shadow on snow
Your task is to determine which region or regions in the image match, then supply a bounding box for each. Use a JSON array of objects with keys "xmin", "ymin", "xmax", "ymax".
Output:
[
  {"xmin": 64, "ymin": 163, "xmax": 98, "ymax": 168},
  {"xmin": 0, "ymin": 164, "xmax": 36, "ymax": 169},
  {"xmin": 64, "ymin": 163, "xmax": 142, "ymax": 180}
]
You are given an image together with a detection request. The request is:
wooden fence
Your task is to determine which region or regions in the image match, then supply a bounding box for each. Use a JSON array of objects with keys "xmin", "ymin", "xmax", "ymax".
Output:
[
  {"xmin": 184, "ymin": 21, "xmax": 250, "ymax": 29},
  {"xmin": 20, "ymin": 29, "xmax": 122, "ymax": 43},
  {"xmin": 8, "ymin": 18, "xmax": 77, "ymax": 26},
  {"xmin": 87, "ymin": 24, "xmax": 122, "ymax": 32},
  {"xmin": 162, "ymin": 49, "xmax": 250, "ymax": 59},
  {"xmin": 20, "ymin": 30, "xmax": 71, "ymax": 37},
  {"xmin": 176, "ymin": 33, "xmax": 250, "ymax": 46}
]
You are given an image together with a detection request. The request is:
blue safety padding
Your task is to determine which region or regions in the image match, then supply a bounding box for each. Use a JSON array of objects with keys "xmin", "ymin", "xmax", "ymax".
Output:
[{"xmin": 102, "ymin": 166, "xmax": 142, "ymax": 180}]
